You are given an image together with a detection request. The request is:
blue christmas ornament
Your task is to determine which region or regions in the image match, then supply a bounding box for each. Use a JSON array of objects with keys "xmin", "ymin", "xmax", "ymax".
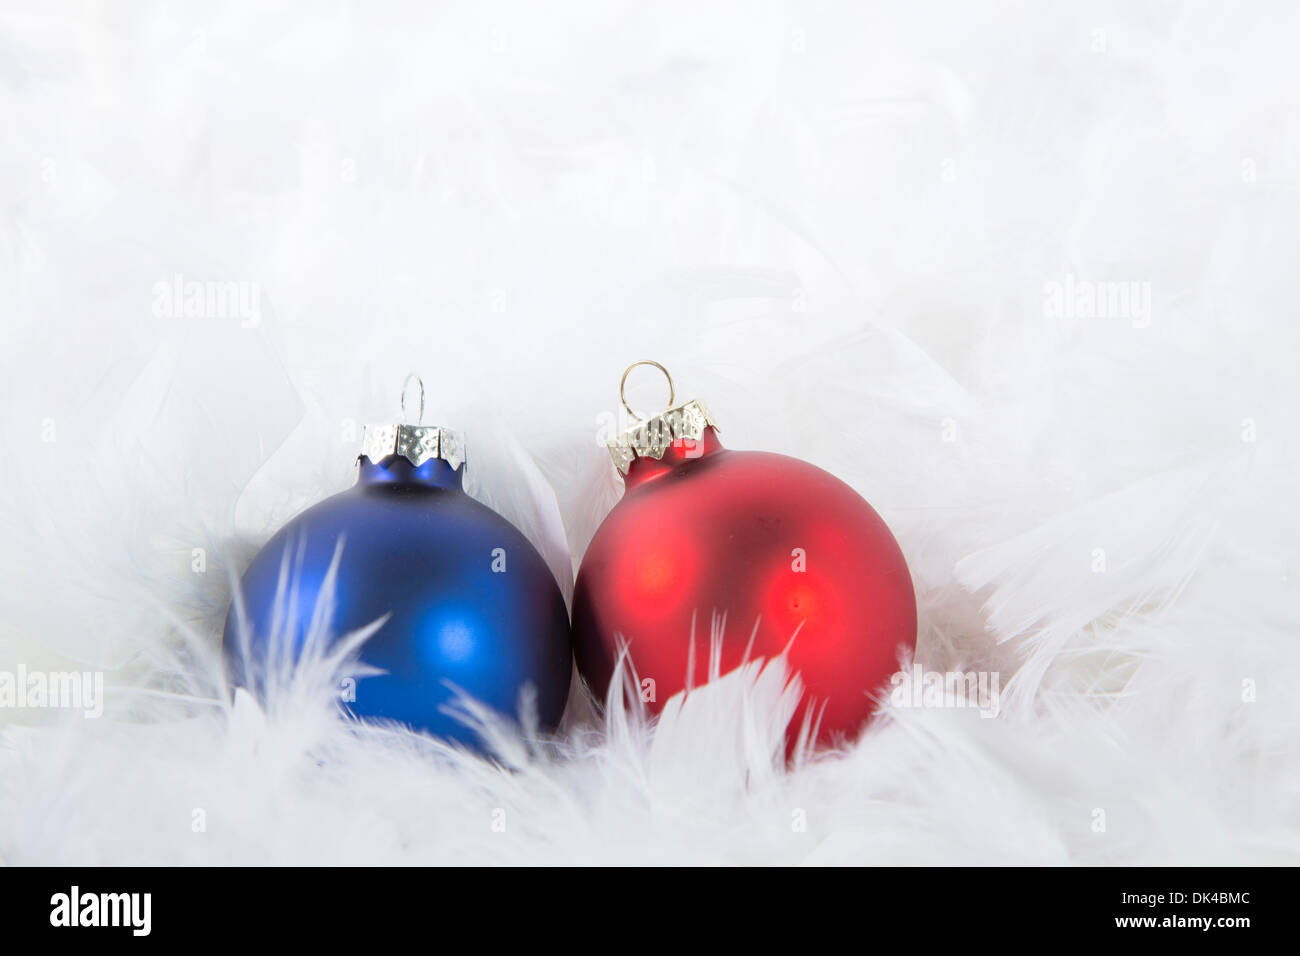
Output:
[{"xmin": 223, "ymin": 384, "xmax": 572, "ymax": 747}]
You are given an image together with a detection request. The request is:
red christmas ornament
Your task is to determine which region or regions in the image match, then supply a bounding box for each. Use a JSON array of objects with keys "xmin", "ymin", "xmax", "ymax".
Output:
[{"xmin": 573, "ymin": 362, "xmax": 917, "ymax": 747}]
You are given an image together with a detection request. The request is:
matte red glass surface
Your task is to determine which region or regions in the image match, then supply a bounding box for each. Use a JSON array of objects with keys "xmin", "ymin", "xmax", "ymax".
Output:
[{"xmin": 573, "ymin": 429, "xmax": 917, "ymax": 746}]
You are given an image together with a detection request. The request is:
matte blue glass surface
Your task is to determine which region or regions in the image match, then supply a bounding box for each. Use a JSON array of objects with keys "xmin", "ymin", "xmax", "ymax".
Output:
[{"xmin": 223, "ymin": 456, "xmax": 572, "ymax": 747}]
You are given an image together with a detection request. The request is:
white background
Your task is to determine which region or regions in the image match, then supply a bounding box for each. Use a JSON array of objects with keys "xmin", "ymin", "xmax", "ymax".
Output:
[{"xmin": 1, "ymin": 2, "xmax": 1297, "ymax": 863}]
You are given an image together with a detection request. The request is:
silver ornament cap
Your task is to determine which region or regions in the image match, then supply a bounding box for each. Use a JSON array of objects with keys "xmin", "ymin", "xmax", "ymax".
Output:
[
  {"xmin": 606, "ymin": 360, "xmax": 719, "ymax": 475},
  {"xmin": 358, "ymin": 373, "xmax": 467, "ymax": 471},
  {"xmin": 359, "ymin": 423, "xmax": 466, "ymax": 471}
]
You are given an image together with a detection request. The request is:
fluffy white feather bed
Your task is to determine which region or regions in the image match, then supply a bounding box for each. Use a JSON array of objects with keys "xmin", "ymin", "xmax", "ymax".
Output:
[{"xmin": 1, "ymin": 1, "xmax": 1297, "ymax": 865}]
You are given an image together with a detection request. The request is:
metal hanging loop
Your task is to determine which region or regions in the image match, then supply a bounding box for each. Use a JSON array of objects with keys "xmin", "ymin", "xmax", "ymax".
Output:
[
  {"xmin": 400, "ymin": 372, "xmax": 425, "ymax": 424},
  {"xmin": 619, "ymin": 360, "xmax": 675, "ymax": 423}
]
